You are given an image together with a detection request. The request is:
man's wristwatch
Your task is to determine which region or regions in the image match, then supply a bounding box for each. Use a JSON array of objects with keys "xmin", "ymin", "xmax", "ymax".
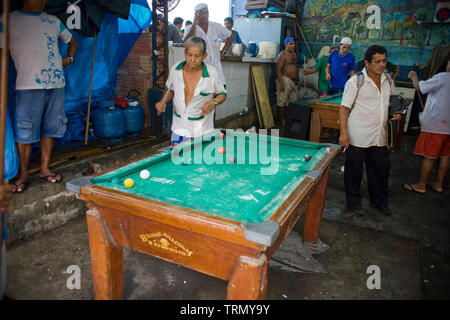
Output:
[
  {"xmin": 67, "ymin": 55, "xmax": 74, "ymax": 64},
  {"xmin": 211, "ymin": 99, "xmax": 219, "ymax": 107}
]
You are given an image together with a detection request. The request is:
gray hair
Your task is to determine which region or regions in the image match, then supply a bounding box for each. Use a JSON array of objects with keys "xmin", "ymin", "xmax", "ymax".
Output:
[{"xmin": 185, "ymin": 37, "xmax": 207, "ymax": 55}]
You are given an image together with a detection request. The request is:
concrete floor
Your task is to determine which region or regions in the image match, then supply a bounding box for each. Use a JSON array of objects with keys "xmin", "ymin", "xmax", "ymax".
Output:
[{"xmin": 3, "ymin": 133, "xmax": 450, "ymax": 300}]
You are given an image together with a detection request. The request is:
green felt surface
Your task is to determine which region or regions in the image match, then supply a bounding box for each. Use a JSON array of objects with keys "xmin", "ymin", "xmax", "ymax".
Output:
[
  {"xmin": 317, "ymin": 93, "xmax": 343, "ymax": 104},
  {"xmin": 93, "ymin": 131, "xmax": 329, "ymax": 224}
]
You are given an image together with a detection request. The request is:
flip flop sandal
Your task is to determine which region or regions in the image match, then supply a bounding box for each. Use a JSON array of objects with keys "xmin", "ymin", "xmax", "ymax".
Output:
[
  {"xmin": 10, "ymin": 181, "xmax": 29, "ymax": 193},
  {"xmin": 427, "ymin": 184, "xmax": 444, "ymax": 193},
  {"xmin": 39, "ymin": 173, "xmax": 63, "ymax": 183},
  {"xmin": 402, "ymin": 184, "xmax": 425, "ymax": 195}
]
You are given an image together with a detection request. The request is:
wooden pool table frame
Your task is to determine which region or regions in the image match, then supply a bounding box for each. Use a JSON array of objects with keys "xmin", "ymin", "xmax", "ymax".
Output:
[
  {"xmin": 308, "ymin": 94, "xmax": 406, "ymax": 153},
  {"xmin": 73, "ymin": 140, "xmax": 340, "ymax": 300}
]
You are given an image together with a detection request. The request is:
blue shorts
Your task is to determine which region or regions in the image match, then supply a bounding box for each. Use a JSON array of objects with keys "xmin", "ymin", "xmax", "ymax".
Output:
[{"xmin": 14, "ymin": 88, "xmax": 67, "ymax": 144}]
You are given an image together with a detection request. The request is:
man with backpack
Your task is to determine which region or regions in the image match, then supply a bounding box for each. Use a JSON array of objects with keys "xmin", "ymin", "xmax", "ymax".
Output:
[{"xmin": 339, "ymin": 45, "xmax": 401, "ymax": 216}]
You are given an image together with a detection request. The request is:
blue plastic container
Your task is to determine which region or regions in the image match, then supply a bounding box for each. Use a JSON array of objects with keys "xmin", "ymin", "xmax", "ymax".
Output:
[
  {"xmin": 92, "ymin": 107, "xmax": 125, "ymax": 142},
  {"xmin": 98, "ymin": 99, "xmax": 116, "ymax": 109},
  {"xmin": 125, "ymin": 99, "xmax": 144, "ymax": 137}
]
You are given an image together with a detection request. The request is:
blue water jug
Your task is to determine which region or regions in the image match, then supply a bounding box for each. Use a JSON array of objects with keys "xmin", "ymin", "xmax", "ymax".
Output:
[
  {"xmin": 248, "ymin": 41, "xmax": 259, "ymax": 57},
  {"xmin": 92, "ymin": 107, "xmax": 125, "ymax": 142},
  {"xmin": 125, "ymin": 99, "xmax": 144, "ymax": 137}
]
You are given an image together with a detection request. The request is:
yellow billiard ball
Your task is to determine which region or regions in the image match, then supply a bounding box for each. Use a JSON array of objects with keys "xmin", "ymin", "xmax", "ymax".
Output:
[{"xmin": 124, "ymin": 178, "xmax": 134, "ymax": 188}]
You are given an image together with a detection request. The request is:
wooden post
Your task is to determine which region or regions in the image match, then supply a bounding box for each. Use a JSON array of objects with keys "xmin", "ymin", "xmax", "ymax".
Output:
[
  {"xmin": 84, "ymin": 30, "xmax": 97, "ymax": 145},
  {"xmin": 303, "ymin": 168, "xmax": 330, "ymax": 243},
  {"xmin": 86, "ymin": 209, "xmax": 124, "ymax": 300},
  {"xmin": 0, "ymin": 0, "xmax": 11, "ymax": 294},
  {"xmin": 227, "ymin": 254, "xmax": 268, "ymax": 300}
]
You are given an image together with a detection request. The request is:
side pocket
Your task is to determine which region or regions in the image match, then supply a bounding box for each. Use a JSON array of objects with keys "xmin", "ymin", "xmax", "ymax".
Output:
[
  {"xmin": 58, "ymin": 116, "xmax": 68, "ymax": 137},
  {"xmin": 15, "ymin": 119, "xmax": 33, "ymax": 143}
]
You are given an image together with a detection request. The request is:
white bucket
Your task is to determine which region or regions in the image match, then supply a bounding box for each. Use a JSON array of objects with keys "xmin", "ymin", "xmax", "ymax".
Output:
[{"xmin": 257, "ymin": 41, "xmax": 277, "ymax": 59}]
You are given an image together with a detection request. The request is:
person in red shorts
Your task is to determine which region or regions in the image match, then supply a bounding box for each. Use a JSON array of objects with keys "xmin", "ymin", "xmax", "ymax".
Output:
[{"xmin": 402, "ymin": 59, "xmax": 450, "ymax": 194}]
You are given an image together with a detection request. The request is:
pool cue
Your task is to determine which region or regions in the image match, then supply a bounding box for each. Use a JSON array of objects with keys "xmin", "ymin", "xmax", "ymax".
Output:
[
  {"xmin": 0, "ymin": 0, "xmax": 10, "ymax": 297},
  {"xmin": 303, "ymin": 56, "xmax": 307, "ymax": 94},
  {"xmin": 157, "ymin": 84, "xmax": 172, "ymax": 116},
  {"xmin": 295, "ymin": 20, "xmax": 314, "ymax": 59},
  {"xmin": 416, "ymin": 90, "xmax": 425, "ymax": 111},
  {"xmin": 84, "ymin": 29, "xmax": 97, "ymax": 145}
]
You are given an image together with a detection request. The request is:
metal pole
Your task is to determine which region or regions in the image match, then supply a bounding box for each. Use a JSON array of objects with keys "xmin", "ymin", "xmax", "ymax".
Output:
[
  {"xmin": 151, "ymin": 0, "xmax": 157, "ymax": 88},
  {"xmin": 0, "ymin": 0, "xmax": 10, "ymax": 297}
]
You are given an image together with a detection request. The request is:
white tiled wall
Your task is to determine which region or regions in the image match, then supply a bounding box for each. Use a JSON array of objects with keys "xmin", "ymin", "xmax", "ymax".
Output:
[{"xmin": 217, "ymin": 60, "xmax": 273, "ymax": 120}]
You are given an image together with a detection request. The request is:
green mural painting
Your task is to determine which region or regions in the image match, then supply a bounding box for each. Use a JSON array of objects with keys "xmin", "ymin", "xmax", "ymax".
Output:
[{"xmin": 302, "ymin": 0, "xmax": 449, "ymax": 47}]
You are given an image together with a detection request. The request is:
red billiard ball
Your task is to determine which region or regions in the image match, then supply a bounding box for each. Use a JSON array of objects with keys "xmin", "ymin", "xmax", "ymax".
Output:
[
  {"xmin": 218, "ymin": 147, "xmax": 226, "ymax": 154},
  {"xmin": 304, "ymin": 154, "xmax": 312, "ymax": 161},
  {"xmin": 218, "ymin": 133, "xmax": 225, "ymax": 139}
]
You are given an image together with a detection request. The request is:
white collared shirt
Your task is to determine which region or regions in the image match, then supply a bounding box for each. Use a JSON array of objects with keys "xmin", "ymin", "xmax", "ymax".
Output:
[
  {"xmin": 419, "ymin": 72, "xmax": 450, "ymax": 135},
  {"xmin": 341, "ymin": 68, "xmax": 393, "ymax": 148},
  {"xmin": 165, "ymin": 60, "xmax": 227, "ymax": 138},
  {"xmin": 183, "ymin": 21, "xmax": 232, "ymax": 85}
]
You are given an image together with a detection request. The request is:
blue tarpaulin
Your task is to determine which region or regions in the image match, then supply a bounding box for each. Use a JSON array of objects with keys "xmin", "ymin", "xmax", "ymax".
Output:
[{"xmin": 7, "ymin": 0, "xmax": 152, "ymax": 144}]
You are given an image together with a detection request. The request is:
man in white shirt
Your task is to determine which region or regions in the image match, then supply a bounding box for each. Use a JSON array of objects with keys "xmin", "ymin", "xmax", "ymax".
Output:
[
  {"xmin": 0, "ymin": 0, "xmax": 77, "ymax": 193},
  {"xmin": 155, "ymin": 37, "xmax": 227, "ymax": 146},
  {"xmin": 183, "ymin": 3, "xmax": 233, "ymax": 86},
  {"xmin": 339, "ymin": 45, "xmax": 401, "ymax": 216},
  {"xmin": 402, "ymin": 59, "xmax": 450, "ymax": 194}
]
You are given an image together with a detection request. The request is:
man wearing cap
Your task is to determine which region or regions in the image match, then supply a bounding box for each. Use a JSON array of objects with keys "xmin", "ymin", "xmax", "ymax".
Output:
[
  {"xmin": 304, "ymin": 43, "xmax": 339, "ymax": 98},
  {"xmin": 184, "ymin": 3, "xmax": 234, "ymax": 86},
  {"xmin": 276, "ymin": 37, "xmax": 301, "ymax": 127},
  {"xmin": 326, "ymin": 37, "xmax": 356, "ymax": 95}
]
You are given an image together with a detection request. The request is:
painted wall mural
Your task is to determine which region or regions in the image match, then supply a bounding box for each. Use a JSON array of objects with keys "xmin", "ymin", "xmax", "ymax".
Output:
[
  {"xmin": 301, "ymin": 0, "xmax": 450, "ymax": 77},
  {"xmin": 303, "ymin": 0, "xmax": 448, "ymax": 45}
]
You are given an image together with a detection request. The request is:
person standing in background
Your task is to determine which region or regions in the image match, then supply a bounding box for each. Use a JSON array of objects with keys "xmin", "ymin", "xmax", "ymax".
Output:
[
  {"xmin": 304, "ymin": 43, "xmax": 339, "ymax": 98},
  {"xmin": 183, "ymin": 3, "xmax": 233, "ymax": 86},
  {"xmin": 325, "ymin": 37, "xmax": 356, "ymax": 95}
]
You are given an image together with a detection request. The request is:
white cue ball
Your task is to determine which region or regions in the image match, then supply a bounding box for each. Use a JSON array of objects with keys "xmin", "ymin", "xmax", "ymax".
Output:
[{"xmin": 140, "ymin": 169, "xmax": 150, "ymax": 180}]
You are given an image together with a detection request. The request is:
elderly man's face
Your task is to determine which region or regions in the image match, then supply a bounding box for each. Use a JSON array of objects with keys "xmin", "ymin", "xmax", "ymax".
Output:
[
  {"xmin": 23, "ymin": 0, "xmax": 46, "ymax": 13},
  {"xmin": 196, "ymin": 8, "xmax": 209, "ymax": 24},
  {"xmin": 185, "ymin": 45, "xmax": 207, "ymax": 69}
]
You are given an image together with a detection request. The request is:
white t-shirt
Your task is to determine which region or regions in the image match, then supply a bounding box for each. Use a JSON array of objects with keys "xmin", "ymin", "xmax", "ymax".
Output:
[
  {"xmin": 2, "ymin": 11, "xmax": 72, "ymax": 90},
  {"xmin": 183, "ymin": 21, "xmax": 232, "ymax": 85},
  {"xmin": 165, "ymin": 60, "xmax": 226, "ymax": 138},
  {"xmin": 419, "ymin": 72, "xmax": 450, "ymax": 135},
  {"xmin": 341, "ymin": 69, "xmax": 393, "ymax": 148}
]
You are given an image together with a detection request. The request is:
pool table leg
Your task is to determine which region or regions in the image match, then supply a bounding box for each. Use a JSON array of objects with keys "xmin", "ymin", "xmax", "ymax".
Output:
[
  {"xmin": 309, "ymin": 111, "xmax": 322, "ymax": 142},
  {"xmin": 303, "ymin": 167, "xmax": 330, "ymax": 244},
  {"xmin": 227, "ymin": 254, "xmax": 268, "ymax": 300},
  {"xmin": 86, "ymin": 209, "xmax": 124, "ymax": 300}
]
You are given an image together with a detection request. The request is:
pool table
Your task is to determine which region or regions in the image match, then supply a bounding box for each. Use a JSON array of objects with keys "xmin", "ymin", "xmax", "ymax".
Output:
[
  {"xmin": 308, "ymin": 93, "xmax": 343, "ymax": 143},
  {"xmin": 68, "ymin": 130, "xmax": 340, "ymax": 300},
  {"xmin": 308, "ymin": 93, "xmax": 406, "ymax": 152}
]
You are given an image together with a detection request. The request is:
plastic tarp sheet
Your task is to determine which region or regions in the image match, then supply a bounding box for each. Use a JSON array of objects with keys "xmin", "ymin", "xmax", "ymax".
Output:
[{"xmin": 7, "ymin": 0, "xmax": 152, "ymax": 144}]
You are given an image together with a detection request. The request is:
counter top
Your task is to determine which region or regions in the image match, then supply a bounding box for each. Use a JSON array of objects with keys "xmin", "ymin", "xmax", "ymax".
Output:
[
  {"xmin": 222, "ymin": 56, "xmax": 243, "ymax": 62},
  {"xmin": 221, "ymin": 56, "xmax": 276, "ymax": 63},
  {"xmin": 242, "ymin": 56, "xmax": 276, "ymax": 63}
]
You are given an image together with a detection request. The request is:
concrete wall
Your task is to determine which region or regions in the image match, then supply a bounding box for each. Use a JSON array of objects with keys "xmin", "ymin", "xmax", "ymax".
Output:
[{"xmin": 299, "ymin": 0, "xmax": 449, "ymax": 80}]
